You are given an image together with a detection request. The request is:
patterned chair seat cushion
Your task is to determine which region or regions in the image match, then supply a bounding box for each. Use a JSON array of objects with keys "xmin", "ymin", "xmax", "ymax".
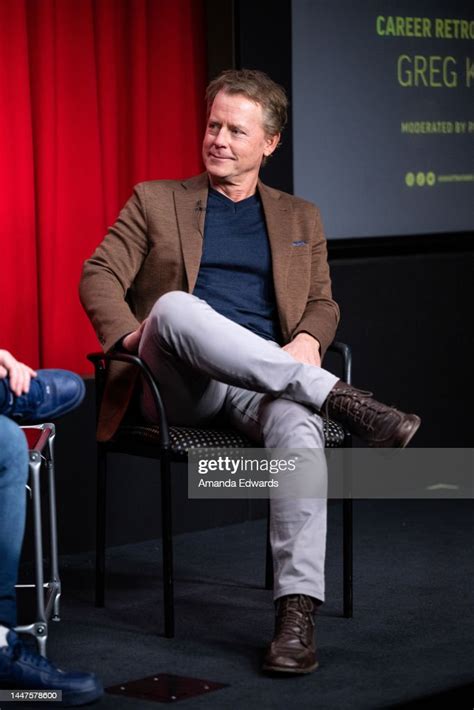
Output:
[{"xmin": 114, "ymin": 418, "xmax": 345, "ymax": 457}]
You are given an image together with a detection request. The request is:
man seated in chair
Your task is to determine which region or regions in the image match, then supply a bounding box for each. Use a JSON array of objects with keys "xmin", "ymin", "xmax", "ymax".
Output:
[
  {"xmin": 80, "ymin": 69, "xmax": 420, "ymax": 675},
  {"xmin": 0, "ymin": 348, "xmax": 103, "ymax": 705}
]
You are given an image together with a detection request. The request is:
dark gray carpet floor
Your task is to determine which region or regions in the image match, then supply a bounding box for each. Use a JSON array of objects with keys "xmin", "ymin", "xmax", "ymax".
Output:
[{"xmin": 18, "ymin": 500, "xmax": 474, "ymax": 709}]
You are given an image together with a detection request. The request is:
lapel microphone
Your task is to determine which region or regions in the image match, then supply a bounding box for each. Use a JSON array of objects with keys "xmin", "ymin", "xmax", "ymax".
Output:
[{"xmin": 194, "ymin": 199, "xmax": 206, "ymax": 237}]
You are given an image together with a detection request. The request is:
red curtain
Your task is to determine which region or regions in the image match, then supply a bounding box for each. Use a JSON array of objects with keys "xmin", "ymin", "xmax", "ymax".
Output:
[{"xmin": 0, "ymin": 0, "xmax": 206, "ymax": 373}]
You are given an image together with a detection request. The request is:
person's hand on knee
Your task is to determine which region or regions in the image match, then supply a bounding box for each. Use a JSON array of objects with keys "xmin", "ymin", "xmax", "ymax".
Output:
[
  {"xmin": 282, "ymin": 333, "xmax": 321, "ymax": 367},
  {"xmin": 0, "ymin": 349, "xmax": 37, "ymax": 397},
  {"xmin": 122, "ymin": 318, "xmax": 148, "ymax": 353}
]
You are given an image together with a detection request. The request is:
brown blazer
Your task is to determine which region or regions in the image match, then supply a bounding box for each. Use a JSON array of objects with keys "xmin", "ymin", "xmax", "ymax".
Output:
[{"xmin": 80, "ymin": 172, "xmax": 340, "ymax": 441}]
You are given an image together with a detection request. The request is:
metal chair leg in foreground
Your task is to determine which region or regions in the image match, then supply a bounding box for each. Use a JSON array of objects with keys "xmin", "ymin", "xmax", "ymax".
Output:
[{"xmin": 15, "ymin": 424, "xmax": 61, "ymax": 656}]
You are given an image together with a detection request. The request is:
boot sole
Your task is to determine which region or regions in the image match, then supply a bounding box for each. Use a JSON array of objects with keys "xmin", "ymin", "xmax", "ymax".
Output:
[
  {"xmin": 392, "ymin": 414, "xmax": 421, "ymax": 448},
  {"xmin": 262, "ymin": 660, "xmax": 319, "ymax": 674}
]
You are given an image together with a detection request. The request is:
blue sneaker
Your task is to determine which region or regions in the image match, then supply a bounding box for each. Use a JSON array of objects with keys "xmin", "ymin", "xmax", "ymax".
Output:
[
  {"xmin": 2, "ymin": 370, "xmax": 85, "ymax": 423},
  {"xmin": 0, "ymin": 630, "xmax": 103, "ymax": 706}
]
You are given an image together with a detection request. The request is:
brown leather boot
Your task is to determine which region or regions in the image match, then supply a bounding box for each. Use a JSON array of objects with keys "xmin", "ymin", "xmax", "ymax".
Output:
[
  {"xmin": 324, "ymin": 381, "xmax": 421, "ymax": 447},
  {"xmin": 262, "ymin": 595, "xmax": 318, "ymax": 674}
]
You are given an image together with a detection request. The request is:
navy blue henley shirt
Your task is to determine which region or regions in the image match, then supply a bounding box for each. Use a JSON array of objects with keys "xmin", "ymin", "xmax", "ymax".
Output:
[{"xmin": 193, "ymin": 188, "xmax": 282, "ymax": 344}]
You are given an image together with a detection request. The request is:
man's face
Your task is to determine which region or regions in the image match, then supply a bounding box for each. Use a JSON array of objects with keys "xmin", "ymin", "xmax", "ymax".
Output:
[{"xmin": 202, "ymin": 90, "xmax": 279, "ymax": 186}]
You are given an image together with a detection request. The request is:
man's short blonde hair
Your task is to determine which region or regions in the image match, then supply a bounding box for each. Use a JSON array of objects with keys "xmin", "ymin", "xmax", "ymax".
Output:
[{"xmin": 206, "ymin": 69, "xmax": 288, "ymax": 139}]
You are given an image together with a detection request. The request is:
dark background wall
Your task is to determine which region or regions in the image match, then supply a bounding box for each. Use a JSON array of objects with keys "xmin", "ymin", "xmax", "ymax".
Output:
[
  {"xmin": 230, "ymin": 0, "xmax": 472, "ymax": 448},
  {"xmin": 23, "ymin": 0, "xmax": 472, "ymax": 561}
]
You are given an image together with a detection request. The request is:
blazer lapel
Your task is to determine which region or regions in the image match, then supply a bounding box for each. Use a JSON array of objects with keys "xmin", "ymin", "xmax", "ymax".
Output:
[
  {"xmin": 174, "ymin": 173, "xmax": 209, "ymax": 292},
  {"xmin": 259, "ymin": 180, "xmax": 293, "ymax": 338}
]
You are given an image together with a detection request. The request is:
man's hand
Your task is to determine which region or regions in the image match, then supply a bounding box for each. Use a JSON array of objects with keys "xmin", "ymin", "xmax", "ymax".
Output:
[
  {"xmin": 282, "ymin": 333, "xmax": 321, "ymax": 367},
  {"xmin": 0, "ymin": 349, "xmax": 37, "ymax": 396},
  {"xmin": 121, "ymin": 319, "xmax": 148, "ymax": 353}
]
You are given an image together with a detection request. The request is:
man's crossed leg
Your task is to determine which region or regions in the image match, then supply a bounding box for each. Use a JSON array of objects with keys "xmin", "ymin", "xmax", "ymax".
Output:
[{"xmin": 137, "ymin": 291, "xmax": 420, "ymax": 673}]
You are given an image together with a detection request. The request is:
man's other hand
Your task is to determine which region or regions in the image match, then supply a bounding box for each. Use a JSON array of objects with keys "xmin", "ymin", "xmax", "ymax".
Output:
[
  {"xmin": 0, "ymin": 349, "xmax": 37, "ymax": 396},
  {"xmin": 283, "ymin": 333, "xmax": 321, "ymax": 367},
  {"xmin": 122, "ymin": 319, "xmax": 148, "ymax": 353}
]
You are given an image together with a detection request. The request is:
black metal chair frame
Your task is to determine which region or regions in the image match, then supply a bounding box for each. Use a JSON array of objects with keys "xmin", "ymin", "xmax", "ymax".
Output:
[{"xmin": 88, "ymin": 341, "xmax": 353, "ymax": 639}]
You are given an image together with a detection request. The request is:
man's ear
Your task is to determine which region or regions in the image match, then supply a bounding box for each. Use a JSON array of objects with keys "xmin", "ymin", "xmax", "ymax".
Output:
[{"xmin": 264, "ymin": 132, "xmax": 280, "ymax": 157}]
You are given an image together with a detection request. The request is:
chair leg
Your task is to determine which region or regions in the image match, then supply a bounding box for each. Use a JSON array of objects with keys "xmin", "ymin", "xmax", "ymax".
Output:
[
  {"xmin": 30, "ymin": 452, "xmax": 48, "ymax": 656},
  {"xmin": 46, "ymin": 428, "xmax": 61, "ymax": 621},
  {"xmin": 95, "ymin": 444, "xmax": 107, "ymax": 608},
  {"xmin": 343, "ymin": 498, "xmax": 353, "ymax": 618},
  {"xmin": 160, "ymin": 453, "xmax": 174, "ymax": 638},
  {"xmin": 265, "ymin": 502, "xmax": 273, "ymax": 590}
]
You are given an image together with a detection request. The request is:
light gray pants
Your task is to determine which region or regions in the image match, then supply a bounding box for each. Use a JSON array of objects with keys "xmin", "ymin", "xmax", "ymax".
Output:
[{"xmin": 138, "ymin": 291, "xmax": 339, "ymax": 602}]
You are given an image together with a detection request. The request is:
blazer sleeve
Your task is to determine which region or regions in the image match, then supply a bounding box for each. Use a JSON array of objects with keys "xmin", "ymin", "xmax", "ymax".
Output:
[
  {"xmin": 79, "ymin": 184, "xmax": 149, "ymax": 353},
  {"xmin": 291, "ymin": 205, "xmax": 340, "ymax": 358}
]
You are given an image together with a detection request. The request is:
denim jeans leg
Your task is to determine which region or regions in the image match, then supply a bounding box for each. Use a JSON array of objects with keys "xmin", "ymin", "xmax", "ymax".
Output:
[{"xmin": 0, "ymin": 416, "xmax": 29, "ymax": 627}]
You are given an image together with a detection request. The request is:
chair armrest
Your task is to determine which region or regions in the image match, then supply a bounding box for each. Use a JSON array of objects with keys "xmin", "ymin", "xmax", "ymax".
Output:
[
  {"xmin": 327, "ymin": 341, "xmax": 352, "ymax": 385},
  {"xmin": 87, "ymin": 352, "xmax": 170, "ymax": 449}
]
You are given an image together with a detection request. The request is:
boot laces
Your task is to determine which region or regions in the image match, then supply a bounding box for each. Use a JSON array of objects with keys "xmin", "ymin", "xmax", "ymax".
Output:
[
  {"xmin": 276, "ymin": 597, "xmax": 314, "ymax": 644},
  {"xmin": 327, "ymin": 388, "xmax": 396, "ymax": 433}
]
